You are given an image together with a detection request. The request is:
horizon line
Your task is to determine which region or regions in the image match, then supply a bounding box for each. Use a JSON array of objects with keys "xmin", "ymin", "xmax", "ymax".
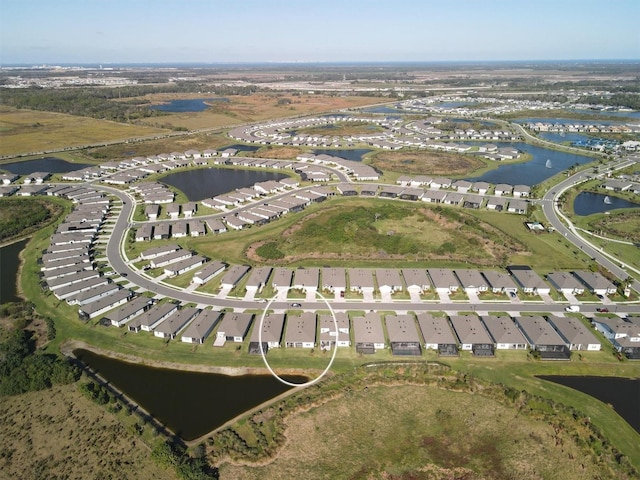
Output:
[{"xmin": 2, "ymin": 58, "xmax": 640, "ymax": 68}]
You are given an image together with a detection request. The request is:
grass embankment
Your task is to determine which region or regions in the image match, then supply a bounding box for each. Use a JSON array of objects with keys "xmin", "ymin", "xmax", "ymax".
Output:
[{"xmin": 0, "ymin": 105, "xmax": 167, "ymax": 157}]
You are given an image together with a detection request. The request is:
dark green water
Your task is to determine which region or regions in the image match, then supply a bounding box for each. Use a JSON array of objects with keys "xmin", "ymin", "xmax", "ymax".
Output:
[{"xmin": 74, "ymin": 349, "xmax": 305, "ymax": 440}]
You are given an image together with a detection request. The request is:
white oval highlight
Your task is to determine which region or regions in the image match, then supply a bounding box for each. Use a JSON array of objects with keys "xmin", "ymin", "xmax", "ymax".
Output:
[{"xmin": 258, "ymin": 288, "xmax": 339, "ymax": 387}]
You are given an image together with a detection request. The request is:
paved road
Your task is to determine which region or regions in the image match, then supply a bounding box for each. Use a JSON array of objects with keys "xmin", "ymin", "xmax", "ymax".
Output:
[
  {"xmin": 539, "ymin": 156, "xmax": 640, "ymax": 293},
  {"xmin": 97, "ymin": 182, "xmax": 640, "ymax": 316}
]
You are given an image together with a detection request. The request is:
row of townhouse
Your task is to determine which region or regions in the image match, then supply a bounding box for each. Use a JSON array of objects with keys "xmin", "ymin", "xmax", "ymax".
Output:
[
  {"xmin": 94, "ymin": 287, "xmax": 604, "ymax": 358},
  {"xmin": 396, "ymin": 176, "xmax": 531, "ymax": 197},
  {"xmin": 354, "ymin": 312, "xmax": 600, "ymax": 358},
  {"xmin": 34, "ymin": 185, "xmax": 157, "ymax": 322},
  {"xmin": 134, "ymin": 220, "xmax": 208, "ymax": 242}
]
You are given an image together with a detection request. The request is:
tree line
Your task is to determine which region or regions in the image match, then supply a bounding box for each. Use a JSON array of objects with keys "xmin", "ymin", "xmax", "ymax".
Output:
[
  {"xmin": 0, "ymin": 302, "xmax": 80, "ymax": 396},
  {"xmin": 0, "ymin": 83, "xmax": 260, "ymax": 123}
]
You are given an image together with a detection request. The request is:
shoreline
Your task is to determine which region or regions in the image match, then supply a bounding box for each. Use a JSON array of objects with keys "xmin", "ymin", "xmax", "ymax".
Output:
[{"xmin": 59, "ymin": 339, "xmax": 322, "ymax": 378}]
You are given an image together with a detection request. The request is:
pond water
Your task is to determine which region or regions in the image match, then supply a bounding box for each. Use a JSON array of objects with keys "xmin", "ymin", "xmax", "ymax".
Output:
[
  {"xmin": 150, "ymin": 98, "xmax": 228, "ymax": 113},
  {"xmin": 223, "ymin": 144, "xmax": 261, "ymax": 153},
  {"xmin": 161, "ymin": 167, "xmax": 287, "ymax": 202},
  {"xmin": 360, "ymin": 106, "xmax": 406, "ymax": 114},
  {"xmin": 538, "ymin": 132, "xmax": 592, "ymax": 144},
  {"xmin": 312, "ymin": 148, "xmax": 373, "ymax": 162},
  {"xmin": 537, "ymin": 375, "xmax": 640, "ymax": 434},
  {"xmin": 0, "ymin": 157, "xmax": 92, "ymax": 175},
  {"xmin": 573, "ymin": 192, "xmax": 640, "ymax": 216},
  {"xmin": 74, "ymin": 349, "xmax": 305, "ymax": 441},
  {"xmin": 0, "ymin": 238, "xmax": 28, "ymax": 304},
  {"xmin": 465, "ymin": 142, "xmax": 593, "ymax": 186}
]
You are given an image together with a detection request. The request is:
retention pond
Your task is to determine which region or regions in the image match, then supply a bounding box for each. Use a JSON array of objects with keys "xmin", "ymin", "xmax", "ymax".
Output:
[{"xmin": 74, "ymin": 349, "xmax": 306, "ymax": 441}]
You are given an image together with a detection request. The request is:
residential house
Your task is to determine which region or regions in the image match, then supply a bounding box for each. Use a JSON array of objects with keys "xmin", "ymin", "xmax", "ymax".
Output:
[
  {"xmin": 248, "ymin": 313, "xmax": 286, "ymax": 354},
  {"xmin": 129, "ymin": 302, "xmax": 179, "ymax": 333},
  {"xmin": 385, "ymin": 314, "xmax": 422, "ymax": 356},
  {"xmin": 214, "ymin": 312, "xmax": 253, "ymax": 345},
  {"xmin": 416, "ymin": 313, "xmax": 458, "ymax": 356},
  {"xmin": 348, "ymin": 268, "xmax": 375, "ymax": 295},
  {"xmin": 547, "ymin": 315, "xmax": 601, "ymax": 351},
  {"xmin": 514, "ymin": 316, "xmax": 570, "ymax": 359},
  {"xmin": 546, "ymin": 271, "xmax": 585, "ymax": 296},
  {"xmin": 180, "ymin": 310, "xmax": 222, "ymax": 344},
  {"xmin": 454, "ymin": 269, "xmax": 488, "ymax": 295},
  {"xmin": 375, "ymin": 269, "xmax": 404, "ymax": 294},
  {"xmin": 572, "ymin": 270, "xmax": 617, "ymax": 296},
  {"xmin": 401, "ymin": 268, "xmax": 431, "ymax": 293},
  {"xmin": 321, "ymin": 267, "xmax": 347, "ymax": 296},
  {"xmin": 154, "ymin": 307, "xmax": 199, "ymax": 339},
  {"xmin": 104, "ymin": 296, "xmax": 154, "ymax": 327},
  {"xmin": 352, "ymin": 311, "xmax": 386, "ymax": 354},
  {"xmin": 427, "ymin": 268, "xmax": 459, "ymax": 294},
  {"xmin": 192, "ymin": 261, "xmax": 226, "ymax": 285},
  {"xmin": 480, "ymin": 315, "xmax": 527, "ymax": 350},
  {"xmin": 285, "ymin": 312, "xmax": 316, "ymax": 348},
  {"xmin": 508, "ymin": 266, "xmax": 550, "ymax": 294},
  {"xmin": 318, "ymin": 312, "xmax": 350, "ymax": 350},
  {"xmin": 220, "ymin": 265, "xmax": 251, "ymax": 290},
  {"xmin": 449, "ymin": 315, "xmax": 494, "ymax": 356}
]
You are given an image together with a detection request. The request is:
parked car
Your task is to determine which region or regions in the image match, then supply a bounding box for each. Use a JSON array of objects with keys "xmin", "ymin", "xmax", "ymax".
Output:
[
  {"xmin": 596, "ymin": 307, "xmax": 609, "ymax": 313},
  {"xmin": 291, "ymin": 303, "xmax": 302, "ymax": 308}
]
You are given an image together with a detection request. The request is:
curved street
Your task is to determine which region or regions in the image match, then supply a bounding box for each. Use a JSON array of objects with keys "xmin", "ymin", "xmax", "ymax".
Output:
[{"xmin": 96, "ymin": 150, "xmax": 640, "ymax": 316}]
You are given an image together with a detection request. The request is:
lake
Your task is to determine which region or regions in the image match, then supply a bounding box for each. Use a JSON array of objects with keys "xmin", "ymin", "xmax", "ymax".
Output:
[
  {"xmin": 161, "ymin": 167, "xmax": 287, "ymax": 202},
  {"xmin": 150, "ymin": 98, "xmax": 228, "ymax": 113},
  {"xmin": 223, "ymin": 144, "xmax": 261, "ymax": 153},
  {"xmin": 0, "ymin": 157, "xmax": 92, "ymax": 175},
  {"xmin": 0, "ymin": 238, "xmax": 28, "ymax": 304},
  {"xmin": 573, "ymin": 192, "xmax": 640, "ymax": 216},
  {"xmin": 538, "ymin": 375, "xmax": 640, "ymax": 434},
  {"xmin": 466, "ymin": 142, "xmax": 593, "ymax": 186},
  {"xmin": 74, "ymin": 349, "xmax": 305, "ymax": 441},
  {"xmin": 313, "ymin": 148, "xmax": 373, "ymax": 162}
]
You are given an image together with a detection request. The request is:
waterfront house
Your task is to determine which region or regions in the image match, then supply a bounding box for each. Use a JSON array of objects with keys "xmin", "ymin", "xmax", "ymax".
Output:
[
  {"xmin": 181, "ymin": 310, "xmax": 223, "ymax": 344},
  {"xmin": 514, "ymin": 316, "xmax": 570, "ymax": 360},
  {"xmin": 285, "ymin": 312, "xmax": 316, "ymax": 349},
  {"xmin": 214, "ymin": 312, "xmax": 253, "ymax": 345},
  {"xmin": 318, "ymin": 312, "xmax": 350, "ymax": 350},
  {"xmin": 249, "ymin": 313, "xmax": 286, "ymax": 354},
  {"xmin": 154, "ymin": 307, "xmax": 199, "ymax": 339},
  {"xmin": 547, "ymin": 315, "xmax": 601, "ymax": 351}
]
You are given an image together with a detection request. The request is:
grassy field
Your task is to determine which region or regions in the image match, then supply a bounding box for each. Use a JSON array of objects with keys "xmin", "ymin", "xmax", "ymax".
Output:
[
  {"xmin": 0, "ymin": 384, "xmax": 179, "ymax": 480},
  {"xmin": 219, "ymin": 383, "xmax": 637, "ymax": 479},
  {"xmin": 368, "ymin": 149, "xmax": 487, "ymax": 177},
  {"xmin": 134, "ymin": 93, "xmax": 389, "ymax": 131},
  {"xmin": 127, "ymin": 196, "xmax": 586, "ymax": 271},
  {"xmin": 0, "ymin": 105, "xmax": 167, "ymax": 157}
]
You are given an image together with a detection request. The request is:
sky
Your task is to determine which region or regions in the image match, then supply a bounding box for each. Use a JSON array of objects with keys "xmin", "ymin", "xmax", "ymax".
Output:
[{"xmin": 1, "ymin": 0, "xmax": 639, "ymax": 64}]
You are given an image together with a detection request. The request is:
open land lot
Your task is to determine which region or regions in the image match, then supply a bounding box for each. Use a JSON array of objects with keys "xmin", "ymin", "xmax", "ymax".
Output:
[
  {"xmin": 135, "ymin": 93, "xmax": 388, "ymax": 131},
  {"xmin": 0, "ymin": 106, "xmax": 167, "ymax": 157},
  {"xmin": 369, "ymin": 149, "xmax": 488, "ymax": 177},
  {"xmin": 137, "ymin": 197, "xmax": 581, "ymax": 270},
  {"xmin": 0, "ymin": 384, "xmax": 179, "ymax": 480},
  {"xmin": 219, "ymin": 383, "xmax": 636, "ymax": 480}
]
